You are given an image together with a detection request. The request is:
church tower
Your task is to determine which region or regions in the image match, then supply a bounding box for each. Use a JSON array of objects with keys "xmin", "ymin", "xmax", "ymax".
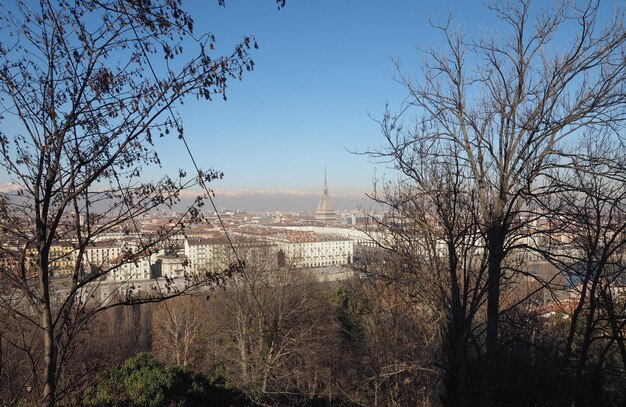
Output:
[{"xmin": 316, "ymin": 166, "xmax": 337, "ymax": 223}]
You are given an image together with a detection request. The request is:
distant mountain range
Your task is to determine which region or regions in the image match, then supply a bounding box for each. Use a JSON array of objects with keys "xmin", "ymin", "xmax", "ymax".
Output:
[
  {"xmin": 206, "ymin": 189, "xmax": 372, "ymax": 212},
  {"xmin": 0, "ymin": 183, "xmax": 376, "ymax": 213}
]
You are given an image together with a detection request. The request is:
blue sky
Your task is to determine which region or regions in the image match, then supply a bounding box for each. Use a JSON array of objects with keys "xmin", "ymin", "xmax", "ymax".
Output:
[
  {"xmin": 0, "ymin": 0, "xmax": 620, "ymax": 210},
  {"xmin": 167, "ymin": 0, "xmax": 617, "ymax": 196},
  {"xmin": 152, "ymin": 0, "xmax": 488, "ymax": 194}
]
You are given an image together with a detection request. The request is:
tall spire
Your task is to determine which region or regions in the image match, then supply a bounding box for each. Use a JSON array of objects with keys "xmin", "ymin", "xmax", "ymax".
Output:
[
  {"xmin": 316, "ymin": 164, "xmax": 336, "ymax": 223},
  {"xmin": 323, "ymin": 165, "xmax": 328, "ymax": 195}
]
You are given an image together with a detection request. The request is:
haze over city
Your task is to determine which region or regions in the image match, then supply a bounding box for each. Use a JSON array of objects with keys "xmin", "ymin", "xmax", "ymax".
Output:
[
  {"xmin": 0, "ymin": 0, "xmax": 618, "ymax": 212},
  {"xmin": 2, "ymin": 1, "xmax": 626, "ymax": 406},
  {"xmin": 7, "ymin": 0, "xmax": 606, "ymax": 210}
]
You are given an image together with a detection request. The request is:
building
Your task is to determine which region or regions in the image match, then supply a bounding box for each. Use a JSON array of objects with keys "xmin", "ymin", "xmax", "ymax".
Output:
[
  {"xmin": 274, "ymin": 230, "xmax": 353, "ymax": 268},
  {"xmin": 108, "ymin": 256, "xmax": 154, "ymax": 282},
  {"xmin": 184, "ymin": 237, "xmax": 230, "ymax": 274},
  {"xmin": 276, "ymin": 225, "xmax": 378, "ymax": 247},
  {"xmin": 84, "ymin": 240, "xmax": 123, "ymax": 271},
  {"xmin": 315, "ymin": 167, "xmax": 337, "ymax": 224},
  {"xmin": 153, "ymin": 253, "xmax": 190, "ymax": 278}
]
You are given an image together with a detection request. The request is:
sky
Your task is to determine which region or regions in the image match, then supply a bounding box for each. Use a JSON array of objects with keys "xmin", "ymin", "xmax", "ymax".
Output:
[
  {"xmin": 148, "ymin": 0, "xmax": 487, "ymax": 197},
  {"xmin": 0, "ymin": 0, "xmax": 621, "ymax": 211},
  {"xmin": 160, "ymin": 0, "xmax": 618, "ymax": 199}
]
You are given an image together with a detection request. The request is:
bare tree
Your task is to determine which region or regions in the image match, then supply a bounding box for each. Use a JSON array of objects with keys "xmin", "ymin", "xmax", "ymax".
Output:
[
  {"xmin": 0, "ymin": 1, "xmax": 283, "ymax": 405},
  {"xmin": 370, "ymin": 0, "xmax": 626, "ymax": 404},
  {"xmin": 365, "ymin": 147, "xmax": 488, "ymax": 406},
  {"xmin": 534, "ymin": 134, "xmax": 626, "ymax": 404},
  {"xmin": 152, "ymin": 297, "xmax": 203, "ymax": 368},
  {"xmin": 202, "ymin": 245, "xmax": 339, "ymax": 405}
]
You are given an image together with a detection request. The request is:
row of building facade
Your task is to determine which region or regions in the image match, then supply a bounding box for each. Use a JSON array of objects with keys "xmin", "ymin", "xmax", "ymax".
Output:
[{"xmin": 2, "ymin": 225, "xmax": 358, "ymax": 283}]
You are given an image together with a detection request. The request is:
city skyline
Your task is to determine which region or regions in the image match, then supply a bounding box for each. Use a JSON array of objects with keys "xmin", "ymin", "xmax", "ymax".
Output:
[
  {"xmin": 2, "ymin": 1, "xmax": 626, "ymax": 406},
  {"xmin": 0, "ymin": 171, "xmax": 373, "ymax": 212}
]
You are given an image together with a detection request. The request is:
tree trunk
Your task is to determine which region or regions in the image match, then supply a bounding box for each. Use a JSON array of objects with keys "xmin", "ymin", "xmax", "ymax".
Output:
[
  {"xmin": 483, "ymin": 222, "xmax": 504, "ymax": 406},
  {"xmin": 601, "ymin": 290, "xmax": 626, "ymax": 375},
  {"xmin": 0, "ymin": 334, "xmax": 3, "ymax": 378},
  {"xmin": 573, "ymin": 284, "xmax": 599, "ymax": 405},
  {"xmin": 444, "ymin": 239, "xmax": 469, "ymax": 407},
  {"xmin": 40, "ymin": 248, "xmax": 56, "ymax": 407},
  {"xmin": 448, "ymin": 322, "xmax": 468, "ymax": 407},
  {"xmin": 238, "ymin": 318, "xmax": 249, "ymax": 383}
]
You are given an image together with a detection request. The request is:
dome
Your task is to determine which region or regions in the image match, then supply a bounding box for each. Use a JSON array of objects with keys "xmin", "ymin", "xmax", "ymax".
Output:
[
  {"xmin": 316, "ymin": 193, "xmax": 335, "ymax": 214},
  {"xmin": 315, "ymin": 167, "xmax": 337, "ymax": 223}
]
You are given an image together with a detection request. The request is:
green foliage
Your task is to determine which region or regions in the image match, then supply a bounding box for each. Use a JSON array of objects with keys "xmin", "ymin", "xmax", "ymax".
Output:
[{"xmin": 82, "ymin": 353, "xmax": 213, "ymax": 407}]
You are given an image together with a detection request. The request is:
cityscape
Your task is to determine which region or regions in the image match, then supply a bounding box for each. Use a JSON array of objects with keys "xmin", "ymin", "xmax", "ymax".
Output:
[
  {"xmin": 1, "ymin": 1, "xmax": 626, "ymax": 407},
  {"xmin": 32, "ymin": 172, "xmax": 373, "ymax": 299}
]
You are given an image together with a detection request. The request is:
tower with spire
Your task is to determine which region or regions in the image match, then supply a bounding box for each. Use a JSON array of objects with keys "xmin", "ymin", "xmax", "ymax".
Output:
[{"xmin": 316, "ymin": 166, "xmax": 337, "ymax": 223}]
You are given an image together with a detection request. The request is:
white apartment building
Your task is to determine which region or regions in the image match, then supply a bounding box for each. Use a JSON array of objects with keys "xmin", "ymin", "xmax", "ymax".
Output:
[
  {"xmin": 185, "ymin": 233, "xmax": 352, "ymax": 272},
  {"xmin": 84, "ymin": 239, "xmax": 153, "ymax": 282},
  {"xmin": 108, "ymin": 257, "xmax": 153, "ymax": 282},
  {"xmin": 276, "ymin": 233, "xmax": 353, "ymax": 268},
  {"xmin": 275, "ymin": 225, "xmax": 382, "ymax": 247},
  {"xmin": 184, "ymin": 238, "xmax": 230, "ymax": 274},
  {"xmin": 154, "ymin": 254, "xmax": 189, "ymax": 278},
  {"xmin": 84, "ymin": 240, "xmax": 123, "ymax": 268}
]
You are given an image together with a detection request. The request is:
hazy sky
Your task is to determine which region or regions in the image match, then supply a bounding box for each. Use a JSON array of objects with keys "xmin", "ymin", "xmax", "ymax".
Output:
[{"xmin": 0, "ymin": 0, "xmax": 620, "ymax": 210}]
